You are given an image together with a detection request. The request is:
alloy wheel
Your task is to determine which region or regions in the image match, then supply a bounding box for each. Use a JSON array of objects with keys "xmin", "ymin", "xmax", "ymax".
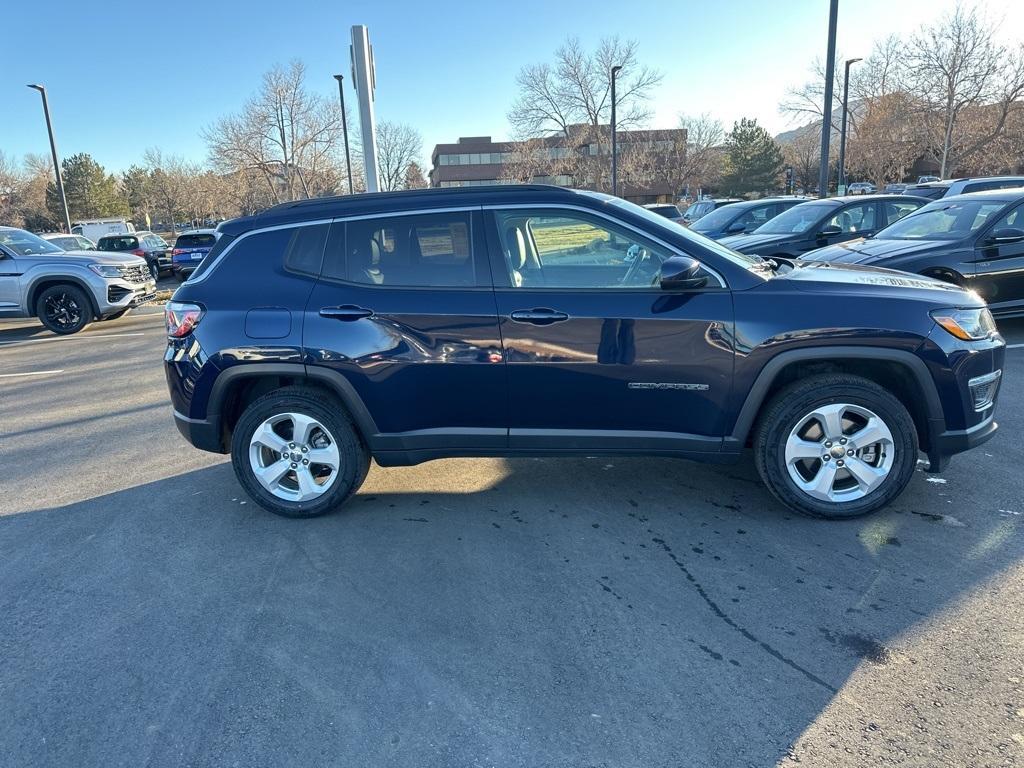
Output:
[
  {"xmin": 248, "ymin": 412, "xmax": 341, "ymax": 502},
  {"xmin": 784, "ymin": 402, "xmax": 895, "ymax": 503},
  {"xmin": 43, "ymin": 292, "xmax": 83, "ymax": 330}
]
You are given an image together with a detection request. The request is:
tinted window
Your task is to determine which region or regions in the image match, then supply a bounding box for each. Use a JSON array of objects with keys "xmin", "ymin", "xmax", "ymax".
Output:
[
  {"xmin": 647, "ymin": 205, "xmax": 680, "ymax": 218},
  {"xmin": 736, "ymin": 204, "xmax": 776, "ymax": 229},
  {"xmin": 494, "ymin": 209, "xmax": 676, "ymax": 289},
  {"xmin": 185, "ymin": 233, "xmax": 236, "ymax": 281},
  {"xmin": 175, "ymin": 234, "xmax": 217, "ymax": 248},
  {"xmin": 335, "ymin": 212, "xmax": 475, "ymax": 287},
  {"xmin": 99, "ymin": 236, "xmax": 138, "ymax": 251},
  {"xmin": 963, "ymin": 180, "xmax": 1024, "ymax": 194},
  {"xmin": 283, "ymin": 224, "xmax": 329, "ymax": 276},
  {"xmin": 690, "ymin": 204, "xmax": 741, "ymax": 233},
  {"xmin": 827, "ymin": 202, "xmax": 876, "ymax": 233},
  {"xmin": 984, "ymin": 203, "xmax": 1024, "ymax": 232},
  {"xmin": 882, "ymin": 201, "xmax": 922, "ymax": 226}
]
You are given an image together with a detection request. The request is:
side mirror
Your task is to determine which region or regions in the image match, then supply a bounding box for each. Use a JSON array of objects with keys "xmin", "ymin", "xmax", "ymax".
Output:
[
  {"xmin": 818, "ymin": 224, "xmax": 843, "ymax": 238},
  {"xmin": 986, "ymin": 227, "xmax": 1024, "ymax": 245},
  {"xmin": 660, "ymin": 255, "xmax": 708, "ymax": 290},
  {"xmin": 726, "ymin": 221, "xmax": 747, "ymax": 234}
]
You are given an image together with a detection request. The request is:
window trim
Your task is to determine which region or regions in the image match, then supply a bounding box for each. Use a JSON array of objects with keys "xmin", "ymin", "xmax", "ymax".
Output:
[{"xmin": 482, "ymin": 203, "xmax": 728, "ymax": 291}]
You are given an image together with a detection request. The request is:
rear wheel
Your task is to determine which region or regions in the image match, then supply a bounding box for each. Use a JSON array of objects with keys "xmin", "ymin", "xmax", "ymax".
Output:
[
  {"xmin": 754, "ymin": 374, "xmax": 918, "ymax": 519},
  {"xmin": 36, "ymin": 284, "xmax": 92, "ymax": 335},
  {"xmin": 230, "ymin": 386, "xmax": 370, "ymax": 518},
  {"xmin": 147, "ymin": 260, "xmax": 159, "ymax": 281}
]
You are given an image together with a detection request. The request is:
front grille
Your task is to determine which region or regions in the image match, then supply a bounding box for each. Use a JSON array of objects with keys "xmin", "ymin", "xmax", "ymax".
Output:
[
  {"xmin": 118, "ymin": 263, "xmax": 149, "ymax": 284},
  {"xmin": 968, "ymin": 370, "xmax": 1001, "ymax": 412}
]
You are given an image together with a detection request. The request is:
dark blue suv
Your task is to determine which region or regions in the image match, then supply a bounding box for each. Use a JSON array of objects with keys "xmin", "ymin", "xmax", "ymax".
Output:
[{"xmin": 165, "ymin": 185, "xmax": 1005, "ymax": 520}]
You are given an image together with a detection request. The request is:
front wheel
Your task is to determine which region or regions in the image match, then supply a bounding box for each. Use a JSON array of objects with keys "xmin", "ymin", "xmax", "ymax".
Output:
[
  {"xmin": 36, "ymin": 284, "xmax": 92, "ymax": 335},
  {"xmin": 147, "ymin": 260, "xmax": 159, "ymax": 281},
  {"xmin": 754, "ymin": 374, "xmax": 918, "ymax": 519},
  {"xmin": 230, "ymin": 386, "xmax": 370, "ymax": 518}
]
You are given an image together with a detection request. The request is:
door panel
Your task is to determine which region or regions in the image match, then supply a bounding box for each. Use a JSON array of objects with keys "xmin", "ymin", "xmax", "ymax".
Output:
[
  {"xmin": 487, "ymin": 208, "xmax": 735, "ymax": 451},
  {"xmin": 974, "ymin": 203, "xmax": 1024, "ymax": 310},
  {"xmin": 303, "ymin": 211, "xmax": 506, "ymax": 446},
  {"xmin": 0, "ymin": 254, "xmax": 21, "ymax": 311}
]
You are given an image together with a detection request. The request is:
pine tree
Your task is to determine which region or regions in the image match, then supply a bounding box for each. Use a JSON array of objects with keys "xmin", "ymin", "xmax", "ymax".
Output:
[
  {"xmin": 47, "ymin": 153, "xmax": 129, "ymax": 221},
  {"xmin": 721, "ymin": 118, "xmax": 785, "ymax": 196}
]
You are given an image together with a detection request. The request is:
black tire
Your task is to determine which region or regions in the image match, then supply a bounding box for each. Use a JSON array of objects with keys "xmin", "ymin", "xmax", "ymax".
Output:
[
  {"xmin": 754, "ymin": 373, "xmax": 918, "ymax": 519},
  {"xmin": 35, "ymin": 284, "xmax": 92, "ymax": 335},
  {"xmin": 230, "ymin": 386, "xmax": 370, "ymax": 518},
  {"xmin": 146, "ymin": 260, "xmax": 159, "ymax": 281}
]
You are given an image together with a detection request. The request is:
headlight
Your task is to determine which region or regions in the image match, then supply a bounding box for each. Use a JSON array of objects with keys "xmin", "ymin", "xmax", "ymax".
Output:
[
  {"xmin": 930, "ymin": 307, "xmax": 997, "ymax": 341},
  {"xmin": 88, "ymin": 263, "xmax": 122, "ymax": 278}
]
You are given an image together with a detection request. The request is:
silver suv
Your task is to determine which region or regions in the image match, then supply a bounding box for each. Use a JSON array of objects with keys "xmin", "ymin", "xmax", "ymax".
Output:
[{"xmin": 0, "ymin": 226, "xmax": 156, "ymax": 334}]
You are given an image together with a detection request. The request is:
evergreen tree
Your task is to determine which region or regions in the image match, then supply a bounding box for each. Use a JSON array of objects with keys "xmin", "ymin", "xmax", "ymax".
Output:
[
  {"xmin": 721, "ymin": 118, "xmax": 784, "ymax": 196},
  {"xmin": 47, "ymin": 153, "xmax": 128, "ymax": 221}
]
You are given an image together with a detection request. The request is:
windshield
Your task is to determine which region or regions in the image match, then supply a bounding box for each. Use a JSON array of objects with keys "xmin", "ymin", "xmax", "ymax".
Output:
[
  {"xmin": 875, "ymin": 199, "xmax": 1008, "ymax": 241},
  {"xmin": 754, "ymin": 202, "xmax": 834, "ymax": 234},
  {"xmin": 690, "ymin": 204, "xmax": 743, "ymax": 233},
  {"xmin": 0, "ymin": 228, "xmax": 65, "ymax": 256},
  {"xmin": 591, "ymin": 193, "xmax": 765, "ymax": 269}
]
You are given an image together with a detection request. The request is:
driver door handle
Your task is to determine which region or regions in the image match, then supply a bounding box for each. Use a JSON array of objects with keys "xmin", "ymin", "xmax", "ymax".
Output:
[
  {"xmin": 510, "ymin": 308, "xmax": 569, "ymax": 325},
  {"xmin": 319, "ymin": 305, "xmax": 374, "ymax": 321}
]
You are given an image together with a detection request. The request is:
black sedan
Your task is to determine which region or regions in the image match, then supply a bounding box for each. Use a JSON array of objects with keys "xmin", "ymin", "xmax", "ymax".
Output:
[
  {"xmin": 802, "ymin": 188, "xmax": 1024, "ymax": 318},
  {"xmin": 689, "ymin": 196, "xmax": 811, "ymax": 240},
  {"xmin": 720, "ymin": 195, "xmax": 928, "ymax": 259}
]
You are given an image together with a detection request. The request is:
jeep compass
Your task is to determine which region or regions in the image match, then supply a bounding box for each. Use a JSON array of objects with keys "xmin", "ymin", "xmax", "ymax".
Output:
[{"xmin": 164, "ymin": 186, "xmax": 1004, "ymax": 519}]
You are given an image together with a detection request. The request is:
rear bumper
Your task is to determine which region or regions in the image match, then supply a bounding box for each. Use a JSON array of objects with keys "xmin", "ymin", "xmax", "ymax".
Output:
[{"xmin": 172, "ymin": 409, "xmax": 225, "ymax": 453}]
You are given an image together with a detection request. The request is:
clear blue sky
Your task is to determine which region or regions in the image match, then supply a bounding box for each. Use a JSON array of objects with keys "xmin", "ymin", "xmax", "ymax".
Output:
[{"xmin": 3, "ymin": 0, "xmax": 1017, "ymax": 174}]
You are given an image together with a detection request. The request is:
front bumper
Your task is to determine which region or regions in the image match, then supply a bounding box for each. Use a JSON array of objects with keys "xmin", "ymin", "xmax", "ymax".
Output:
[
  {"xmin": 99, "ymin": 278, "xmax": 157, "ymax": 315},
  {"xmin": 927, "ymin": 414, "xmax": 998, "ymax": 471}
]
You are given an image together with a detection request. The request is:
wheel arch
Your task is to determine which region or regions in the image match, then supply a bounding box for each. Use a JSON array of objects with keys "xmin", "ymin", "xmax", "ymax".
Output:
[
  {"xmin": 728, "ymin": 347, "xmax": 943, "ymax": 453},
  {"xmin": 208, "ymin": 363, "xmax": 379, "ymax": 451},
  {"xmin": 27, "ymin": 275, "xmax": 100, "ymax": 319}
]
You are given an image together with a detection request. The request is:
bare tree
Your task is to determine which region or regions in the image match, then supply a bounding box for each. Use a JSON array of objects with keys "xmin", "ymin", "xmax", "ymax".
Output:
[
  {"xmin": 376, "ymin": 122, "xmax": 423, "ymax": 192},
  {"xmin": 781, "ymin": 126, "xmax": 824, "ymax": 193},
  {"xmin": 847, "ymin": 92, "xmax": 923, "ymax": 185},
  {"xmin": 144, "ymin": 149, "xmax": 196, "ymax": 235},
  {"xmin": 665, "ymin": 114, "xmax": 724, "ymax": 195},
  {"xmin": 905, "ymin": 5, "xmax": 1024, "ymax": 176},
  {"xmin": 508, "ymin": 36, "xmax": 662, "ymax": 140},
  {"xmin": 404, "ymin": 161, "xmax": 428, "ymax": 190},
  {"xmin": 204, "ymin": 60, "xmax": 356, "ymax": 203}
]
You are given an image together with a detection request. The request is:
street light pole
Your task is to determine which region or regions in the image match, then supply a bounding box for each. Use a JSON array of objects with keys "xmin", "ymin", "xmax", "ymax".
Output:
[
  {"xmin": 333, "ymin": 74, "xmax": 355, "ymax": 195},
  {"xmin": 610, "ymin": 65, "xmax": 623, "ymax": 197},
  {"xmin": 837, "ymin": 57, "xmax": 863, "ymax": 195},
  {"xmin": 818, "ymin": 0, "xmax": 839, "ymax": 199},
  {"xmin": 27, "ymin": 84, "xmax": 71, "ymax": 233}
]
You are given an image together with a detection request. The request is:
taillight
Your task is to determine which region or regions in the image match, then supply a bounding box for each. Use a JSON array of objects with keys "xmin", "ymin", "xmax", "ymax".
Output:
[
  {"xmin": 132, "ymin": 248, "xmax": 146, "ymax": 257},
  {"xmin": 172, "ymin": 248, "xmax": 184, "ymax": 256},
  {"xmin": 165, "ymin": 301, "xmax": 203, "ymax": 338}
]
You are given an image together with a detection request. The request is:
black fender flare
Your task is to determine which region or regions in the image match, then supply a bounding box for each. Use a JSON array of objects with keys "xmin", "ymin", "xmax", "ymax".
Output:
[
  {"xmin": 207, "ymin": 363, "xmax": 379, "ymax": 445},
  {"xmin": 725, "ymin": 346, "xmax": 944, "ymax": 450},
  {"xmin": 26, "ymin": 274, "xmax": 100, "ymax": 319}
]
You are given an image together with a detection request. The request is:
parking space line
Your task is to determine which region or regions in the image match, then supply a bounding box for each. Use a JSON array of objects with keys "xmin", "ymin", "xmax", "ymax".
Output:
[
  {"xmin": 0, "ymin": 332, "xmax": 147, "ymax": 347},
  {"xmin": 0, "ymin": 369, "xmax": 65, "ymax": 379}
]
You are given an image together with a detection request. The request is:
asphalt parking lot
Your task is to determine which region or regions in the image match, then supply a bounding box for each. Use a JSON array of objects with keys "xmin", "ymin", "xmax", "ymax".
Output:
[{"xmin": 1, "ymin": 306, "xmax": 1023, "ymax": 768}]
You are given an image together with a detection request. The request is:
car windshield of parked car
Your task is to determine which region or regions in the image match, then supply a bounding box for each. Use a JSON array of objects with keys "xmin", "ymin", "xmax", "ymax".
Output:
[
  {"xmin": 689, "ymin": 204, "xmax": 742, "ymax": 233},
  {"xmin": 875, "ymin": 199, "xmax": 1008, "ymax": 241},
  {"xmin": 598, "ymin": 195, "xmax": 766, "ymax": 270},
  {"xmin": 0, "ymin": 229, "xmax": 65, "ymax": 256},
  {"xmin": 754, "ymin": 202, "xmax": 834, "ymax": 234}
]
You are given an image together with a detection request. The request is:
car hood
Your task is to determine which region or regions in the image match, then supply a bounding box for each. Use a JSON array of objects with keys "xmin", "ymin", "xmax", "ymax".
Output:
[
  {"xmin": 19, "ymin": 250, "xmax": 148, "ymax": 268},
  {"xmin": 774, "ymin": 260, "xmax": 975, "ymax": 304},
  {"xmin": 802, "ymin": 237, "xmax": 948, "ymax": 264},
  {"xmin": 719, "ymin": 232, "xmax": 792, "ymax": 252}
]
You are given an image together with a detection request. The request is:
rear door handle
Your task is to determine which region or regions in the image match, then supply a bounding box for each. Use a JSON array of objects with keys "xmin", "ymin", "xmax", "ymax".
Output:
[
  {"xmin": 319, "ymin": 305, "xmax": 374, "ymax": 321},
  {"xmin": 509, "ymin": 308, "xmax": 569, "ymax": 325}
]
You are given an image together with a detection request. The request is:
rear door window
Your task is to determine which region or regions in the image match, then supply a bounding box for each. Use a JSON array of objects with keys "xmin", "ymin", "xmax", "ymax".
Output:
[{"xmin": 326, "ymin": 211, "xmax": 478, "ymax": 287}]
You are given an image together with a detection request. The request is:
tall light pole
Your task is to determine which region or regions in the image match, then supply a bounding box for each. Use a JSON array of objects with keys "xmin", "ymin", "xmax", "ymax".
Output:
[
  {"xmin": 837, "ymin": 57, "xmax": 862, "ymax": 195},
  {"xmin": 818, "ymin": 0, "xmax": 839, "ymax": 199},
  {"xmin": 27, "ymin": 84, "xmax": 71, "ymax": 233},
  {"xmin": 333, "ymin": 74, "xmax": 355, "ymax": 195},
  {"xmin": 610, "ymin": 65, "xmax": 623, "ymax": 197}
]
